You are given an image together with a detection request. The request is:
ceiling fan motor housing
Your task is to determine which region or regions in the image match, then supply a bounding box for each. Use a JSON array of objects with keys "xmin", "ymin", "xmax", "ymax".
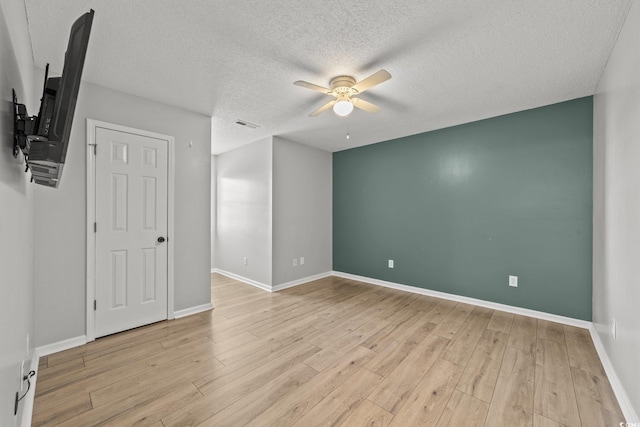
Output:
[{"xmin": 330, "ymin": 76, "xmax": 358, "ymax": 97}]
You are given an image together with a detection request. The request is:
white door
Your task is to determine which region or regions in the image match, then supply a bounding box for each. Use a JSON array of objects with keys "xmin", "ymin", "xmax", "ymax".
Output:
[{"xmin": 94, "ymin": 127, "xmax": 169, "ymax": 338}]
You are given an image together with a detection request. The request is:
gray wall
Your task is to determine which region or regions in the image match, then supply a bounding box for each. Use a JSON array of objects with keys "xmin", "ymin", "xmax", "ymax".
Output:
[
  {"xmin": 334, "ymin": 97, "xmax": 593, "ymax": 320},
  {"xmin": 272, "ymin": 137, "xmax": 332, "ymax": 285},
  {"xmin": 593, "ymin": 0, "xmax": 640, "ymax": 419},
  {"xmin": 215, "ymin": 138, "xmax": 273, "ymax": 286},
  {"xmin": 34, "ymin": 80, "xmax": 212, "ymax": 347},
  {"xmin": 0, "ymin": 1, "xmax": 35, "ymax": 425},
  {"xmin": 213, "ymin": 137, "xmax": 333, "ymax": 288}
]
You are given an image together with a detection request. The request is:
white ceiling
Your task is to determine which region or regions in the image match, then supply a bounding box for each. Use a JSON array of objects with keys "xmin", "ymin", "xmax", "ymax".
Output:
[{"xmin": 25, "ymin": 0, "xmax": 633, "ymax": 154}]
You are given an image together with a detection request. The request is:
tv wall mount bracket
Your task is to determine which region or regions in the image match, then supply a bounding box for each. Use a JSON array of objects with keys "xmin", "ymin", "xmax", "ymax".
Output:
[{"xmin": 12, "ymin": 64, "xmax": 51, "ymax": 172}]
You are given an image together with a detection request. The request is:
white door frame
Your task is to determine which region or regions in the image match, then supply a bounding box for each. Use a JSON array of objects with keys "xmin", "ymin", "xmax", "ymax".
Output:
[{"xmin": 86, "ymin": 119, "xmax": 175, "ymax": 342}]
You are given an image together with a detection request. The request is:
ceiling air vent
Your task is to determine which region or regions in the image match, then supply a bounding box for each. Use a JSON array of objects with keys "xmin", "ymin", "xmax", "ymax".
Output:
[{"xmin": 235, "ymin": 120, "xmax": 260, "ymax": 129}]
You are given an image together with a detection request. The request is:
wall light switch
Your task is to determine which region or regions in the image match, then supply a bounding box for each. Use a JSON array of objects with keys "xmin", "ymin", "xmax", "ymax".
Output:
[
  {"xmin": 388, "ymin": 260, "xmax": 394, "ymax": 268},
  {"xmin": 509, "ymin": 275, "xmax": 518, "ymax": 287},
  {"xmin": 300, "ymin": 257, "xmax": 305, "ymax": 265},
  {"xmin": 243, "ymin": 257, "xmax": 248, "ymax": 266},
  {"xmin": 293, "ymin": 258, "xmax": 298, "ymax": 267}
]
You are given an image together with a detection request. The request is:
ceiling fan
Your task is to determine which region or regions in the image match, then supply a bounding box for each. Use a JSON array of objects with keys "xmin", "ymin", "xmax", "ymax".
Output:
[{"xmin": 294, "ymin": 69, "xmax": 392, "ymax": 117}]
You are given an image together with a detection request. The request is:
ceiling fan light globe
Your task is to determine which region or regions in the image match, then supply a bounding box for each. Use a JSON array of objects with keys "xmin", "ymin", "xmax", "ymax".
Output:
[{"xmin": 333, "ymin": 100, "xmax": 354, "ymax": 117}]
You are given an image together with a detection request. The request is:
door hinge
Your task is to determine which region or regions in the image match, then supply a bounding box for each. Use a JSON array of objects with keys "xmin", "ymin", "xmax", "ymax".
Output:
[
  {"xmin": 94, "ymin": 300, "xmax": 97, "ymax": 311},
  {"xmin": 94, "ymin": 222, "xmax": 97, "ymax": 233},
  {"xmin": 88, "ymin": 143, "xmax": 97, "ymax": 155}
]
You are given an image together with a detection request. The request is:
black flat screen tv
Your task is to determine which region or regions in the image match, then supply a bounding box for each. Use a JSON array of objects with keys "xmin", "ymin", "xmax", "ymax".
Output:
[{"xmin": 15, "ymin": 9, "xmax": 94, "ymax": 187}]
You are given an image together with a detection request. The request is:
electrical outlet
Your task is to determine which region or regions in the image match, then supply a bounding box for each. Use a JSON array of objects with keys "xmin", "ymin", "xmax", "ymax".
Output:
[
  {"xmin": 612, "ymin": 318, "xmax": 617, "ymax": 340},
  {"xmin": 243, "ymin": 257, "xmax": 247, "ymax": 266},
  {"xmin": 300, "ymin": 257, "xmax": 305, "ymax": 265},
  {"xmin": 19, "ymin": 361, "xmax": 25, "ymax": 392},
  {"xmin": 509, "ymin": 275, "xmax": 518, "ymax": 287},
  {"xmin": 293, "ymin": 258, "xmax": 298, "ymax": 267},
  {"xmin": 388, "ymin": 259, "xmax": 394, "ymax": 268}
]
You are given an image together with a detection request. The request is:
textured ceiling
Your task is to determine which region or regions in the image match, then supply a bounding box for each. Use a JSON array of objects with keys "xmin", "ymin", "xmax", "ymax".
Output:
[{"xmin": 25, "ymin": 0, "xmax": 633, "ymax": 154}]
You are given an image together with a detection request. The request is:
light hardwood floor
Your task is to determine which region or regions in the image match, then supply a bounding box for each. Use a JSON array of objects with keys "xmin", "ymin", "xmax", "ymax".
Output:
[{"xmin": 33, "ymin": 274, "xmax": 625, "ymax": 426}]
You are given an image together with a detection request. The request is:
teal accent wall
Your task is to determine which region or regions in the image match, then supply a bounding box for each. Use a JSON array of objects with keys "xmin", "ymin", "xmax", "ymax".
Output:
[{"xmin": 333, "ymin": 97, "xmax": 593, "ymax": 320}]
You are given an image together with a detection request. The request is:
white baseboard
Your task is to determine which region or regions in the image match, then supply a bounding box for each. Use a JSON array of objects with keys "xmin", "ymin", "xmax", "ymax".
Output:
[
  {"xmin": 19, "ymin": 353, "xmax": 39, "ymax": 427},
  {"xmin": 589, "ymin": 325, "xmax": 639, "ymax": 423},
  {"xmin": 174, "ymin": 303, "xmax": 213, "ymax": 319},
  {"xmin": 272, "ymin": 272, "xmax": 333, "ymax": 292},
  {"xmin": 213, "ymin": 269, "xmax": 272, "ymax": 292},
  {"xmin": 332, "ymin": 271, "xmax": 591, "ymax": 329},
  {"xmin": 213, "ymin": 269, "xmax": 333, "ymax": 293},
  {"xmin": 35, "ymin": 335, "xmax": 87, "ymax": 357}
]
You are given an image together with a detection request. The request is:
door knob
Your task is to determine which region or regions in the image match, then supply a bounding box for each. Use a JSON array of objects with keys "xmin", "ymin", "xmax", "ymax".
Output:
[{"xmin": 157, "ymin": 236, "xmax": 166, "ymax": 243}]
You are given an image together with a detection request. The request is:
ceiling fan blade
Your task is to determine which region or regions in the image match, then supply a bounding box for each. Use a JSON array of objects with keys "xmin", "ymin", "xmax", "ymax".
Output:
[
  {"xmin": 309, "ymin": 100, "xmax": 336, "ymax": 117},
  {"xmin": 352, "ymin": 70, "xmax": 392, "ymax": 93},
  {"xmin": 352, "ymin": 98, "xmax": 381, "ymax": 113},
  {"xmin": 294, "ymin": 80, "xmax": 331, "ymax": 94}
]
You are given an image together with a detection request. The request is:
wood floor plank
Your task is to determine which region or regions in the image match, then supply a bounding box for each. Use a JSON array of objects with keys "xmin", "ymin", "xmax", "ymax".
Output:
[
  {"xmin": 338, "ymin": 400, "xmax": 394, "ymax": 427},
  {"xmin": 195, "ymin": 342, "xmax": 319, "ymax": 398},
  {"xmin": 537, "ymin": 320, "xmax": 566, "ymax": 344},
  {"xmin": 215, "ymin": 293, "xmax": 295, "ymax": 319},
  {"xmin": 242, "ymin": 345, "xmax": 375, "ymax": 427},
  {"xmin": 306, "ymin": 314, "xmax": 371, "ymax": 350},
  {"xmin": 36, "ymin": 335, "xmax": 219, "ymax": 405},
  {"xmin": 99, "ymin": 383, "xmax": 204, "ymax": 427},
  {"xmin": 193, "ymin": 364, "xmax": 318, "ymax": 427},
  {"xmin": 54, "ymin": 373, "xmax": 201, "ymax": 426},
  {"xmin": 435, "ymin": 389, "xmax": 489, "ymax": 427},
  {"xmin": 368, "ymin": 334, "xmax": 449, "ymax": 414},
  {"xmin": 304, "ymin": 318, "xmax": 389, "ymax": 372},
  {"xmin": 361, "ymin": 310, "xmax": 423, "ymax": 353},
  {"xmin": 508, "ymin": 315, "xmax": 538, "ymax": 354},
  {"xmin": 214, "ymin": 324, "xmax": 313, "ymax": 368},
  {"xmin": 158, "ymin": 328, "xmax": 219, "ymax": 350},
  {"xmin": 193, "ymin": 338, "xmax": 319, "ymax": 396},
  {"xmin": 456, "ymin": 329, "xmax": 509, "ymax": 402},
  {"xmin": 35, "ymin": 357, "xmax": 84, "ymax": 383},
  {"xmin": 36, "ymin": 342, "xmax": 165, "ymax": 397},
  {"xmin": 247, "ymin": 305, "xmax": 328, "ymax": 337},
  {"xmin": 439, "ymin": 307, "xmax": 492, "ymax": 367},
  {"xmin": 431, "ymin": 302, "xmax": 475, "ymax": 339},
  {"xmin": 80, "ymin": 315, "xmax": 206, "ymax": 362},
  {"xmin": 209, "ymin": 331, "xmax": 258, "ymax": 356},
  {"xmin": 364, "ymin": 320, "xmax": 437, "ymax": 377},
  {"xmin": 88, "ymin": 351, "xmax": 223, "ymax": 409},
  {"xmin": 422, "ymin": 298, "xmax": 458, "ymax": 323},
  {"xmin": 377, "ymin": 293, "xmax": 420, "ymax": 321},
  {"xmin": 32, "ymin": 393, "xmax": 92, "ymax": 427},
  {"xmin": 487, "ymin": 310, "xmax": 514, "ymax": 334},
  {"xmin": 563, "ymin": 326, "xmax": 606, "ymax": 377},
  {"xmin": 534, "ymin": 339, "xmax": 581, "ymax": 427},
  {"xmin": 533, "ymin": 413, "xmax": 566, "ymax": 427},
  {"xmin": 291, "ymin": 368, "xmax": 384, "ymax": 427},
  {"xmin": 83, "ymin": 342, "xmax": 167, "ymax": 369},
  {"xmin": 387, "ymin": 358, "xmax": 463, "ymax": 426},
  {"xmin": 485, "ymin": 347, "xmax": 535, "ymax": 427},
  {"xmin": 570, "ymin": 367, "xmax": 625, "ymax": 427},
  {"xmin": 38, "ymin": 356, "xmax": 48, "ymax": 370}
]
